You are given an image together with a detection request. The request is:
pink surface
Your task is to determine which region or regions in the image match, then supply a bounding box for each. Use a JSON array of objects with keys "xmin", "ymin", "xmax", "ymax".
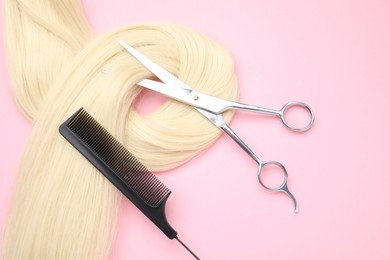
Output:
[{"xmin": 1, "ymin": 0, "xmax": 390, "ymax": 259}]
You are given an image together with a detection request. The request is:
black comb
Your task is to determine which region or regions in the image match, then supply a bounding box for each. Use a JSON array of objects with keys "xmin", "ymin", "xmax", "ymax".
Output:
[{"xmin": 59, "ymin": 108, "xmax": 199, "ymax": 259}]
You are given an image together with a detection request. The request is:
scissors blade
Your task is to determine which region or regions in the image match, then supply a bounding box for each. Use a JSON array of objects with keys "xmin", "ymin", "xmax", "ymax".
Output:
[
  {"xmin": 138, "ymin": 79, "xmax": 226, "ymax": 129},
  {"xmin": 138, "ymin": 79, "xmax": 235, "ymax": 115},
  {"xmin": 137, "ymin": 79, "xmax": 196, "ymax": 105},
  {"xmin": 118, "ymin": 40, "xmax": 193, "ymax": 93}
]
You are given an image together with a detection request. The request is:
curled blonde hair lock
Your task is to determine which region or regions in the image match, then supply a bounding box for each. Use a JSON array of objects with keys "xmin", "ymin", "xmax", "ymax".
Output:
[{"xmin": 3, "ymin": 1, "xmax": 238, "ymax": 259}]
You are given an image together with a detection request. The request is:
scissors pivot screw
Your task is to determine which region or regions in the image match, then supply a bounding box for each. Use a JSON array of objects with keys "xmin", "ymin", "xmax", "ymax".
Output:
[{"xmin": 193, "ymin": 95, "xmax": 199, "ymax": 101}]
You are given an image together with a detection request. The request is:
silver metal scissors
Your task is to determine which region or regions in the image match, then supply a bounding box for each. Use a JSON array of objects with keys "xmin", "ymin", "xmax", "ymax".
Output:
[{"xmin": 119, "ymin": 40, "xmax": 314, "ymax": 213}]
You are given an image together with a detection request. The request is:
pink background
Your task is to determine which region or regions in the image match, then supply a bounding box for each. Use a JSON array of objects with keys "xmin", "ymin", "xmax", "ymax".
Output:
[{"xmin": 1, "ymin": 0, "xmax": 390, "ymax": 259}]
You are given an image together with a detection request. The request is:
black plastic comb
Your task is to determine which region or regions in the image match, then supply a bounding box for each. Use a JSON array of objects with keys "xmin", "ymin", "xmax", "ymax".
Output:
[{"xmin": 59, "ymin": 108, "xmax": 199, "ymax": 259}]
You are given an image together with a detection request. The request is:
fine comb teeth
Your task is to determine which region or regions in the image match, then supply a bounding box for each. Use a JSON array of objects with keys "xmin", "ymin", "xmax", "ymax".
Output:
[
  {"xmin": 63, "ymin": 108, "xmax": 169, "ymax": 207},
  {"xmin": 59, "ymin": 108, "xmax": 178, "ymax": 241}
]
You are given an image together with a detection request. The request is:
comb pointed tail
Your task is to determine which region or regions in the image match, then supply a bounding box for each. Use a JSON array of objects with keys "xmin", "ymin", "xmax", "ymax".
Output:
[{"xmin": 175, "ymin": 236, "xmax": 200, "ymax": 260}]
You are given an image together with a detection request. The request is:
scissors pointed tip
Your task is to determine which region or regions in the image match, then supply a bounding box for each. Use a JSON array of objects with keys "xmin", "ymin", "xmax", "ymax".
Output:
[
  {"xmin": 118, "ymin": 40, "xmax": 135, "ymax": 53},
  {"xmin": 118, "ymin": 39, "xmax": 126, "ymax": 46}
]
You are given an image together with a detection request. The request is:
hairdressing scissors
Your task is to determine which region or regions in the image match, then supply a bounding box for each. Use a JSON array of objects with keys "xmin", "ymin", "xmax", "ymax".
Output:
[{"xmin": 119, "ymin": 40, "xmax": 314, "ymax": 213}]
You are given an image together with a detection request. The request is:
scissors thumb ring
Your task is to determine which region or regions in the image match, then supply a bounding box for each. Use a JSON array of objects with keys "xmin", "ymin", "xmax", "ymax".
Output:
[
  {"xmin": 279, "ymin": 101, "xmax": 314, "ymax": 132},
  {"xmin": 257, "ymin": 161, "xmax": 299, "ymax": 213}
]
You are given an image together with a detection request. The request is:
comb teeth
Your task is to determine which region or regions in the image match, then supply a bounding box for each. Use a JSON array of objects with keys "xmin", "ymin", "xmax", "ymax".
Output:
[{"xmin": 65, "ymin": 109, "xmax": 170, "ymax": 207}]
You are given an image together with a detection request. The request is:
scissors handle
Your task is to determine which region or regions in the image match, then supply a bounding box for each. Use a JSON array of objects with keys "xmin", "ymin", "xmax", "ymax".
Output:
[
  {"xmin": 219, "ymin": 123, "xmax": 298, "ymax": 213},
  {"xmin": 136, "ymin": 79, "xmax": 314, "ymax": 132},
  {"xmin": 279, "ymin": 101, "xmax": 314, "ymax": 132},
  {"xmin": 219, "ymin": 123, "xmax": 260, "ymax": 163},
  {"xmin": 257, "ymin": 161, "xmax": 299, "ymax": 213},
  {"xmin": 226, "ymin": 101, "xmax": 314, "ymax": 132}
]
